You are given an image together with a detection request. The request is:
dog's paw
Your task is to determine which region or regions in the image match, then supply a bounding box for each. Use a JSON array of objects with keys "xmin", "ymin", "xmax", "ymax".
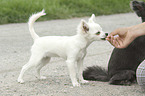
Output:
[
  {"xmin": 40, "ymin": 76, "xmax": 47, "ymax": 80},
  {"xmin": 36, "ymin": 75, "xmax": 47, "ymax": 80},
  {"xmin": 72, "ymin": 82, "xmax": 81, "ymax": 87},
  {"xmin": 80, "ymin": 80, "xmax": 89, "ymax": 84},
  {"xmin": 17, "ymin": 78, "xmax": 24, "ymax": 84}
]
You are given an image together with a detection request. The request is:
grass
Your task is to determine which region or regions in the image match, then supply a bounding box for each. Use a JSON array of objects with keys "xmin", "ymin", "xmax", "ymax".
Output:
[{"xmin": 0, "ymin": 0, "xmax": 143, "ymax": 24}]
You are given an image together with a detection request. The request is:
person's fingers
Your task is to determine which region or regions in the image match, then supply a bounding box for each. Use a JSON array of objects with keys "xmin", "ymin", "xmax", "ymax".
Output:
[
  {"xmin": 111, "ymin": 36, "xmax": 114, "ymax": 44},
  {"xmin": 114, "ymin": 37, "xmax": 119, "ymax": 46},
  {"xmin": 109, "ymin": 36, "xmax": 125, "ymax": 48},
  {"xmin": 106, "ymin": 35, "xmax": 128, "ymax": 48},
  {"xmin": 116, "ymin": 37, "xmax": 123, "ymax": 47},
  {"xmin": 118, "ymin": 36, "xmax": 123, "ymax": 41},
  {"xmin": 106, "ymin": 36, "xmax": 118, "ymax": 48},
  {"xmin": 106, "ymin": 36, "xmax": 115, "ymax": 47},
  {"xmin": 105, "ymin": 36, "xmax": 111, "ymax": 41},
  {"xmin": 106, "ymin": 34, "xmax": 112, "ymax": 41},
  {"xmin": 106, "ymin": 35, "xmax": 119, "ymax": 47},
  {"xmin": 113, "ymin": 40, "xmax": 118, "ymax": 48}
]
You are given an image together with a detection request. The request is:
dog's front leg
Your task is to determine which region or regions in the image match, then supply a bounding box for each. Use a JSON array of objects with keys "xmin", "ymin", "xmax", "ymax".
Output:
[
  {"xmin": 77, "ymin": 58, "xmax": 89, "ymax": 84},
  {"xmin": 66, "ymin": 59, "xmax": 80, "ymax": 87}
]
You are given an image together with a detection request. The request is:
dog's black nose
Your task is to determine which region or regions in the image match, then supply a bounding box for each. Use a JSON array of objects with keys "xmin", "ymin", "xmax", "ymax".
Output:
[
  {"xmin": 105, "ymin": 33, "xmax": 108, "ymax": 36},
  {"xmin": 101, "ymin": 38, "xmax": 106, "ymax": 40}
]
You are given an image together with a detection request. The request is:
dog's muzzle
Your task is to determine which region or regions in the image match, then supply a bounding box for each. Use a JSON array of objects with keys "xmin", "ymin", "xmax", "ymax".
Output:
[{"xmin": 101, "ymin": 33, "xmax": 108, "ymax": 40}]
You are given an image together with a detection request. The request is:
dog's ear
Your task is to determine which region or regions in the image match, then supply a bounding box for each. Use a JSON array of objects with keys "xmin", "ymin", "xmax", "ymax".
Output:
[
  {"xmin": 81, "ymin": 20, "xmax": 89, "ymax": 32},
  {"xmin": 89, "ymin": 14, "xmax": 96, "ymax": 23},
  {"xmin": 77, "ymin": 20, "xmax": 89, "ymax": 34}
]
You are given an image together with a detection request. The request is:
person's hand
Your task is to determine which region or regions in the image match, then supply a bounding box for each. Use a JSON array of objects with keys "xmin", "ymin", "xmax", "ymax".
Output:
[
  {"xmin": 106, "ymin": 23, "xmax": 145, "ymax": 48},
  {"xmin": 106, "ymin": 27, "xmax": 134, "ymax": 48}
]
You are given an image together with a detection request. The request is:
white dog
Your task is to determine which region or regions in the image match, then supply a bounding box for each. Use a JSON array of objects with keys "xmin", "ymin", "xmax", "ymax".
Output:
[{"xmin": 17, "ymin": 10, "xmax": 108, "ymax": 87}]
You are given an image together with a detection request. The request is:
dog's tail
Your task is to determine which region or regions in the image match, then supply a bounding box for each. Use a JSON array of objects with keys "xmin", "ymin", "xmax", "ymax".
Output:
[
  {"xmin": 28, "ymin": 9, "xmax": 46, "ymax": 41},
  {"xmin": 83, "ymin": 66, "xmax": 110, "ymax": 82}
]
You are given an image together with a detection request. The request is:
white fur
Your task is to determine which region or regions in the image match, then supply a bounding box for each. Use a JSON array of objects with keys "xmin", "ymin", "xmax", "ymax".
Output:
[{"xmin": 17, "ymin": 10, "xmax": 107, "ymax": 87}]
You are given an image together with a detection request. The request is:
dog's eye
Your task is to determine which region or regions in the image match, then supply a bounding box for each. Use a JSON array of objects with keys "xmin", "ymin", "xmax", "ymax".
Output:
[{"xmin": 96, "ymin": 31, "xmax": 100, "ymax": 35}]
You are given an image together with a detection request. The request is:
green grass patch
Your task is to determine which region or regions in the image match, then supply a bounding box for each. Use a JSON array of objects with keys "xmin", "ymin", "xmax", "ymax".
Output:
[{"xmin": 0, "ymin": 0, "xmax": 143, "ymax": 24}]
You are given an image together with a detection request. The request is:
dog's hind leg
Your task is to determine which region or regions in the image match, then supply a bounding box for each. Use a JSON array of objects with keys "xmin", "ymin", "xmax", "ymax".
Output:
[
  {"xmin": 17, "ymin": 53, "xmax": 44, "ymax": 83},
  {"xmin": 36, "ymin": 57, "xmax": 51, "ymax": 80}
]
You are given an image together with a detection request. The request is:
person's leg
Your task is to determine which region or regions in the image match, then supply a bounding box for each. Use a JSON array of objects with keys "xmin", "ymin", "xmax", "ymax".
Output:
[{"xmin": 136, "ymin": 60, "xmax": 145, "ymax": 92}]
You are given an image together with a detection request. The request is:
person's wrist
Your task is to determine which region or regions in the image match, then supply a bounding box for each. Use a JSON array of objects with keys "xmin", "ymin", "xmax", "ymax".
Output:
[
  {"xmin": 137, "ymin": 23, "xmax": 145, "ymax": 37},
  {"xmin": 127, "ymin": 27, "xmax": 137, "ymax": 40}
]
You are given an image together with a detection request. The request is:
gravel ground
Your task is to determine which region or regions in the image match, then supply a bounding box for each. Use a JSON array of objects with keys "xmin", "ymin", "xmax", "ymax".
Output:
[{"xmin": 0, "ymin": 13, "xmax": 145, "ymax": 96}]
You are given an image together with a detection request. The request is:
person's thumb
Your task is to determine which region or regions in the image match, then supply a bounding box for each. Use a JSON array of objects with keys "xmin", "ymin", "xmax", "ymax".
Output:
[{"xmin": 109, "ymin": 29, "xmax": 120, "ymax": 36}]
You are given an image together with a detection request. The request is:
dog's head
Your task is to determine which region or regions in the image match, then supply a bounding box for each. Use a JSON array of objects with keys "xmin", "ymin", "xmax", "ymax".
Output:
[
  {"xmin": 77, "ymin": 14, "xmax": 108, "ymax": 41},
  {"xmin": 131, "ymin": 1, "xmax": 145, "ymax": 18}
]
